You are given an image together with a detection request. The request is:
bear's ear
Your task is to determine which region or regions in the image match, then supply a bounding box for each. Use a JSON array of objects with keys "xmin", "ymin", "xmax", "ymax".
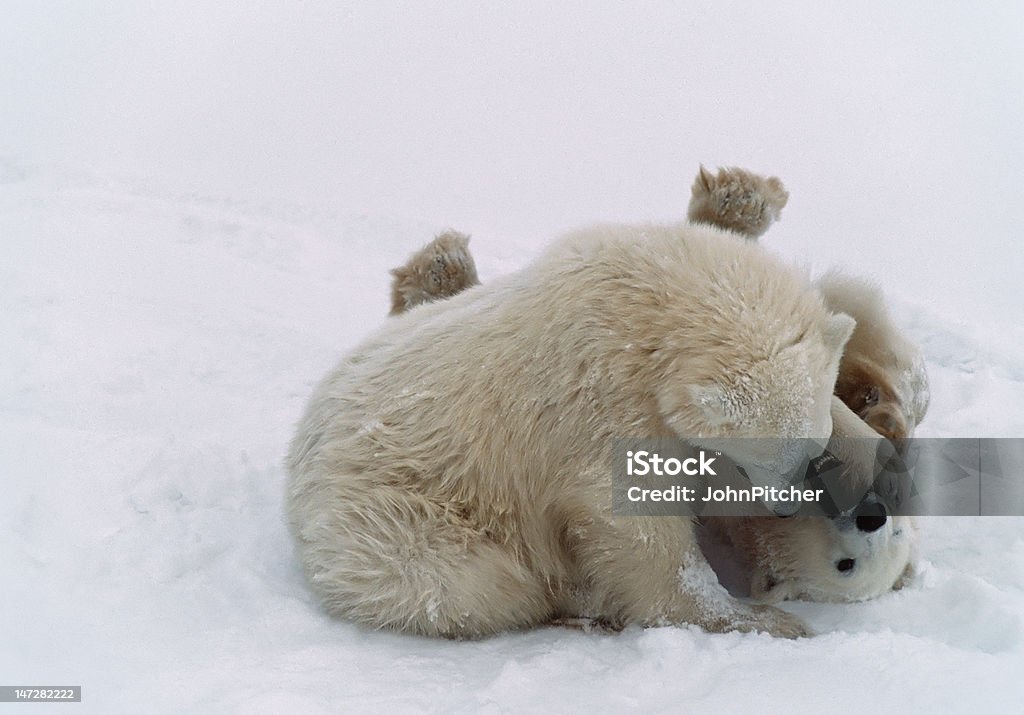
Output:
[
  {"xmin": 823, "ymin": 312, "xmax": 855, "ymax": 357},
  {"xmin": 689, "ymin": 384, "xmax": 735, "ymax": 428}
]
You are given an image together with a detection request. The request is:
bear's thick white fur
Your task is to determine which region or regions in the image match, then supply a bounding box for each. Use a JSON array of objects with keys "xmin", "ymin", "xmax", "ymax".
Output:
[
  {"xmin": 739, "ymin": 274, "xmax": 926, "ymax": 603},
  {"xmin": 703, "ymin": 397, "xmax": 918, "ymax": 605},
  {"xmin": 287, "ymin": 221, "xmax": 855, "ymax": 638},
  {"xmin": 704, "ymin": 510, "xmax": 916, "ymax": 604},
  {"xmin": 386, "ymin": 227, "xmax": 922, "ymax": 608},
  {"xmin": 818, "ymin": 271, "xmax": 930, "ymax": 442},
  {"xmin": 685, "ymin": 165, "xmax": 929, "ymax": 444},
  {"xmin": 683, "ymin": 168, "xmax": 926, "ymax": 603}
]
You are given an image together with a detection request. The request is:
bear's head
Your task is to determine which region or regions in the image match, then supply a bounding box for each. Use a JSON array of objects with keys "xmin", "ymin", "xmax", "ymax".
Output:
[
  {"xmin": 743, "ymin": 514, "xmax": 916, "ymax": 603},
  {"xmin": 657, "ymin": 311, "xmax": 855, "ymax": 515},
  {"xmin": 699, "ymin": 403, "xmax": 919, "ymax": 605}
]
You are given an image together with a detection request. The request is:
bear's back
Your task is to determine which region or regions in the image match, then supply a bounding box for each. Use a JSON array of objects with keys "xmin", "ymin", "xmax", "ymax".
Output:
[{"xmin": 288, "ymin": 221, "xmax": 834, "ymax": 507}]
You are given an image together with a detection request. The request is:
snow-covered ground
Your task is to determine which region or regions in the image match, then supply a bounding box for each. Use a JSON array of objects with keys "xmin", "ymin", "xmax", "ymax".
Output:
[{"xmin": 2, "ymin": 2, "xmax": 1023, "ymax": 712}]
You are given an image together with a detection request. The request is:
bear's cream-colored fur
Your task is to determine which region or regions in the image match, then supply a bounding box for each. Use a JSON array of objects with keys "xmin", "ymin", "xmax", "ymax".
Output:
[
  {"xmin": 818, "ymin": 271, "xmax": 930, "ymax": 443},
  {"xmin": 287, "ymin": 221, "xmax": 855, "ymax": 639},
  {"xmin": 732, "ymin": 272, "xmax": 928, "ymax": 603},
  {"xmin": 390, "ymin": 232, "xmax": 921, "ymax": 608},
  {"xmin": 703, "ymin": 509, "xmax": 916, "ymax": 604},
  {"xmin": 686, "ymin": 165, "xmax": 930, "ymax": 445},
  {"xmin": 684, "ymin": 166, "xmax": 926, "ymax": 604},
  {"xmin": 701, "ymin": 398, "xmax": 918, "ymax": 605}
]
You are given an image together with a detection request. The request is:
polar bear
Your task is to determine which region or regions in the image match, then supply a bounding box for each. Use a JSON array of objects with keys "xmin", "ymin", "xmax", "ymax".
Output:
[
  {"xmin": 374, "ymin": 166, "xmax": 927, "ymax": 608},
  {"xmin": 686, "ymin": 165, "xmax": 925, "ymax": 603},
  {"xmin": 384, "ymin": 233, "xmax": 920, "ymax": 609},
  {"xmin": 702, "ymin": 285, "xmax": 924, "ymax": 604},
  {"xmin": 702, "ymin": 508, "xmax": 917, "ymax": 604},
  {"xmin": 287, "ymin": 220, "xmax": 855, "ymax": 639}
]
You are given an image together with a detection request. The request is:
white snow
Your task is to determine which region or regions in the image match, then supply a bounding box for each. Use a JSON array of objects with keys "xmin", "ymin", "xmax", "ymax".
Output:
[{"xmin": 2, "ymin": 2, "xmax": 1023, "ymax": 712}]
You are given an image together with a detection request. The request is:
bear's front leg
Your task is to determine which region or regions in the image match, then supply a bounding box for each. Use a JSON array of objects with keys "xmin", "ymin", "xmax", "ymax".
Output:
[
  {"xmin": 573, "ymin": 514, "xmax": 810, "ymax": 638},
  {"xmin": 673, "ymin": 544, "xmax": 810, "ymax": 637}
]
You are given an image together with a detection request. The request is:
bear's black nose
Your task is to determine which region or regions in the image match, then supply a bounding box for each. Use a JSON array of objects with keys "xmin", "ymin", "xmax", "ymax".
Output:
[{"xmin": 854, "ymin": 501, "xmax": 888, "ymax": 532}]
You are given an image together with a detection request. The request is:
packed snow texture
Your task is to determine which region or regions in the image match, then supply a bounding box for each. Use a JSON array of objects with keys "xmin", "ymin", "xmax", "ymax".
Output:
[{"xmin": 2, "ymin": 2, "xmax": 1023, "ymax": 712}]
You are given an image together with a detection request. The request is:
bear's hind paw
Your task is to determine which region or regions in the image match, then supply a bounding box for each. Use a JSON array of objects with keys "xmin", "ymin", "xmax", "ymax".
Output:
[
  {"xmin": 389, "ymin": 230, "xmax": 481, "ymax": 315},
  {"xmin": 687, "ymin": 165, "xmax": 789, "ymax": 240}
]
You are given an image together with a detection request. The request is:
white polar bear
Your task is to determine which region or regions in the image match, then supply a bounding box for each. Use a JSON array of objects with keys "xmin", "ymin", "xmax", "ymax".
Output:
[
  {"xmin": 384, "ymin": 230, "xmax": 921, "ymax": 610},
  {"xmin": 368, "ymin": 166, "xmax": 927, "ymax": 609},
  {"xmin": 686, "ymin": 165, "xmax": 926, "ymax": 603},
  {"xmin": 286, "ymin": 220, "xmax": 855, "ymax": 639}
]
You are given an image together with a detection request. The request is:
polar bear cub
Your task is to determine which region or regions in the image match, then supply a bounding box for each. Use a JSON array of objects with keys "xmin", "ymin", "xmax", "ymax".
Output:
[
  {"xmin": 362, "ymin": 166, "xmax": 927, "ymax": 613},
  {"xmin": 686, "ymin": 165, "xmax": 924, "ymax": 603},
  {"xmin": 387, "ymin": 227, "xmax": 920, "ymax": 609},
  {"xmin": 287, "ymin": 221, "xmax": 853, "ymax": 638}
]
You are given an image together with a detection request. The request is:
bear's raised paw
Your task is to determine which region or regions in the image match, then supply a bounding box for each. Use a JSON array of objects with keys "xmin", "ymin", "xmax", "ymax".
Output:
[
  {"xmin": 389, "ymin": 230, "xmax": 481, "ymax": 315},
  {"xmin": 687, "ymin": 165, "xmax": 789, "ymax": 240}
]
